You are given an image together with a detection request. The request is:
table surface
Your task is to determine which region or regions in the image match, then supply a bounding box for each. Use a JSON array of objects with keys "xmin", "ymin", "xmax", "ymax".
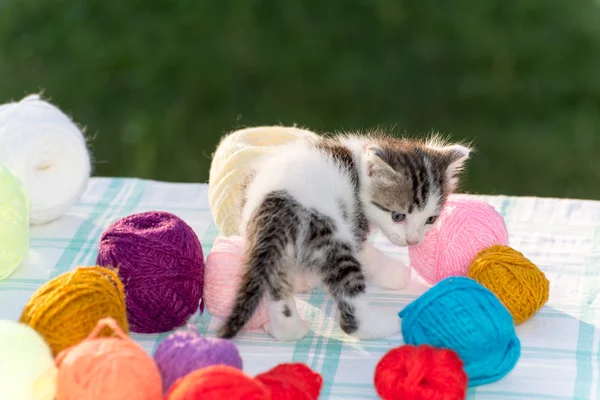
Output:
[{"xmin": 2, "ymin": 177, "xmax": 600, "ymax": 400}]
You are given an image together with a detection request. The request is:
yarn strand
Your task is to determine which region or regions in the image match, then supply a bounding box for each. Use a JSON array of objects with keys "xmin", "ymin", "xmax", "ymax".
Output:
[{"xmin": 85, "ymin": 317, "xmax": 129, "ymax": 341}]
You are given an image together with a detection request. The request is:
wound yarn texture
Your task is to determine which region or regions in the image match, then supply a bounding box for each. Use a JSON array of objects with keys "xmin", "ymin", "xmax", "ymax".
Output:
[
  {"xmin": 208, "ymin": 125, "xmax": 319, "ymax": 236},
  {"xmin": 19, "ymin": 266, "xmax": 129, "ymax": 356},
  {"xmin": 409, "ymin": 196, "xmax": 509, "ymax": 285},
  {"xmin": 255, "ymin": 363, "xmax": 323, "ymax": 400},
  {"xmin": 204, "ymin": 236, "xmax": 312, "ymax": 332},
  {"xmin": 0, "ymin": 94, "xmax": 91, "ymax": 225},
  {"xmin": 55, "ymin": 317, "xmax": 162, "ymax": 400},
  {"xmin": 165, "ymin": 365, "xmax": 270, "ymax": 400},
  {"xmin": 399, "ymin": 276, "xmax": 520, "ymax": 387},
  {"xmin": 204, "ymin": 236, "xmax": 270, "ymax": 331},
  {"xmin": 468, "ymin": 244, "xmax": 550, "ymax": 324},
  {"xmin": 154, "ymin": 324, "xmax": 243, "ymax": 393},
  {"xmin": 0, "ymin": 320, "xmax": 57, "ymax": 400},
  {"xmin": 374, "ymin": 344, "xmax": 468, "ymax": 400},
  {"xmin": 97, "ymin": 210, "xmax": 204, "ymax": 333},
  {"xmin": 0, "ymin": 163, "xmax": 29, "ymax": 280}
]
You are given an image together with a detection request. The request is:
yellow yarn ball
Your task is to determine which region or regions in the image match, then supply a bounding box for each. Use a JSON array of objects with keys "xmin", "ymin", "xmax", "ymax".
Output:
[
  {"xmin": 208, "ymin": 125, "xmax": 319, "ymax": 236},
  {"xmin": 467, "ymin": 244, "xmax": 550, "ymax": 324},
  {"xmin": 0, "ymin": 320, "xmax": 57, "ymax": 400},
  {"xmin": 0, "ymin": 163, "xmax": 29, "ymax": 280},
  {"xmin": 20, "ymin": 266, "xmax": 129, "ymax": 356}
]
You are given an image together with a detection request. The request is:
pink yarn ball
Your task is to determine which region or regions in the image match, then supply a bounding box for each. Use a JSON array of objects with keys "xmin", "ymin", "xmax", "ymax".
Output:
[
  {"xmin": 408, "ymin": 196, "xmax": 509, "ymax": 285},
  {"xmin": 204, "ymin": 236, "xmax": 313, "ymax": 332},
  {"xmin": 204, "ymin": 236, "xmax": 270, "ymax": 331}
]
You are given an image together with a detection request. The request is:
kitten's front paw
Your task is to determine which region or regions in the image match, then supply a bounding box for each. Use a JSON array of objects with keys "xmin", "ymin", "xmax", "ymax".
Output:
[
  {"xmin": 381, "ymin": 262, "xmax": 410, "ymax": 290},
  {"xmin": 368, "ymin": 256, "xmax": 410, "ymax": 290},
  {"xmin": 264, "ymin": 319, "xmax": 311, "ymax": 342}
]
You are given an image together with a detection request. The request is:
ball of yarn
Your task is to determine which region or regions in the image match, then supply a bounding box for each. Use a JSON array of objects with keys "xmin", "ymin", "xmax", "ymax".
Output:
[
  {"xmin": 408, "ymin": 196, "xmax": 509, "ymax": 285},
  {"xmin": 154, "ymin": 324, "xmax": 243, "ymax": 393},
  {"xmin": 55, "ymin": 317, "xmax": 162, "ymax": 400},
  {"xmin": 19, "ymin": 266, "xmax": 128, "ymax": 356},
  {"xmin": 255, "ymin": 363, "xmax": 323, "ymax": 400},
  {"xmin": 0, "ymin": 94, "xmax": 91, "ymax": 225},
  {"xmin": 0, "ymin": 320, "xmax": 57, "ymax": 400},
  {"xmin": 165, "ymin": 365, "xmax": 270, "ymax": 400},
  {"xmin": 399, "ymin": 276, "xmax": 520, "ymax": 386},
  {"xmin": 204, "ymin": 236, "xmax": 270, "ymax": 331},
  {"xmin": 0, "ymin": 163, "xmax": 29, "ymax": 280},
  {"xmin": 96, "ymin": 210, "xmax": 204, "ymax": 333},
  {"xmin": 209, "ymin": 125, "xmax": 319, "ymax": 236},
  {"xmin": 205, "ymin": 236, "xmax": 313, "ymax": 332},
  {"xmin": 468, "ymin": 244, "xmax": 550, "ymax": 324},
  {"xmin": 374, "ymin": 344, "xmax": 468, "ymax": 400}
]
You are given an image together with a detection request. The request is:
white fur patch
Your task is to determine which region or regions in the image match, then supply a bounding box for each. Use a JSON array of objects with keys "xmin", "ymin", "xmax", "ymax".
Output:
[{"xmin": 240, "ymin": 141, "xmax": 357, "ymax": 244}]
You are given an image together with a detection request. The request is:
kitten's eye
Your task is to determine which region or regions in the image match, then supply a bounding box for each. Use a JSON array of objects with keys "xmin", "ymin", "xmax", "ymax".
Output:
[
  {"xmin": 391, "ymin": 212, "xmax": 405, "ymax": 222},
  {"xmin": 426, "ymin": 216, "xmax": 438, "ymax": 225}
]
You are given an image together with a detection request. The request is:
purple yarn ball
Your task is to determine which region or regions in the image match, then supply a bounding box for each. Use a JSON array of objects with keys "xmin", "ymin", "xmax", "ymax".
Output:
[
  {"xmin": 96, "ymin": 211, "xmax": 204, "ymax": 333},
  {"xmin": 153, "ymin": 325, "xmax": 243, "ymax": 393}
]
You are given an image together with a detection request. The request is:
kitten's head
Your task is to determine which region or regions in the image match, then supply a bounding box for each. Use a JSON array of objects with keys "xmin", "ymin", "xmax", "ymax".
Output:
[{"xmin": 361, "ymin": 135, "xmax": 471, "ymax": 247}]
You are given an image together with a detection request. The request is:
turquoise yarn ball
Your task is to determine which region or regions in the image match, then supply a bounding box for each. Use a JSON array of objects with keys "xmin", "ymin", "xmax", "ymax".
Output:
[{"xmin": 399, "ymin": 276, "xmax": 520, "ymax": 387}]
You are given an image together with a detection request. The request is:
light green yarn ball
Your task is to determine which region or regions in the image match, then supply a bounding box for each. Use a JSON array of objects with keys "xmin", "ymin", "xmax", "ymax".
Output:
[
  {"xmin": 0, "ymin": 163, "xmax": 29, "ymax": 280},
  {"xmin": 0, "ymin": 320, "xmax": 57, "ymax": 400}
]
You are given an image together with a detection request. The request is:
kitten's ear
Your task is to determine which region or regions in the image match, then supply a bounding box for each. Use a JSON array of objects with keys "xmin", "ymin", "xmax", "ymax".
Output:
[
  {"xmin": 429, "ymin": 143, "xmax": 472, "ymax": 190},
  {"xmin": 365, "ymin": 145, "xmax": 396, "ymax": 177}
]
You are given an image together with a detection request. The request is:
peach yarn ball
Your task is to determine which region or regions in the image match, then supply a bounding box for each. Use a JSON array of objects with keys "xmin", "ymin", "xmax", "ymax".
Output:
[
  {"xmin": 408, "ymin": 196, "xmax": 509, "ymax": 285},
  {"xmin": 208, "ymin": 125, "xmax": 319, "ymax": 236},
  {"xmin": 55, "ymin": 317, "xmax": 162, "ymax": 400}
]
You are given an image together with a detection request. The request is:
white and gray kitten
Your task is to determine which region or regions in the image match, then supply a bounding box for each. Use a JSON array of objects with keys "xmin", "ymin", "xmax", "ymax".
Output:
[{"xmin": 216, "ymin": 132, "xmax": 471, "ymax": 341}]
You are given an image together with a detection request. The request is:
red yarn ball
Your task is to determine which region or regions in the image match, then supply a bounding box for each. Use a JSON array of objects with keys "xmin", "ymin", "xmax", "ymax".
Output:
[
  {"xmin": 255, "ymin": 363, "xmax": 323, "ymax": 400},
  {"xmin": 165, "ymin": 365, "xmax": 270, "ymax": 400},
  {"xmin": 374, "ymin": 345, "xmax": 468, "ymax": 400}
]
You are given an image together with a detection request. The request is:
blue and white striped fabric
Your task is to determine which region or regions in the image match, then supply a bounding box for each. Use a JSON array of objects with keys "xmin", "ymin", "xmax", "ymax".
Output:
[{"xmin": 1, "ymin": 177, "xmax": 599, "ymax": 399}]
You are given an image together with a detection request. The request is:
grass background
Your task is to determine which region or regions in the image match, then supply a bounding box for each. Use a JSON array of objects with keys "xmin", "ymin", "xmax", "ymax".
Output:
[{"xmin": 1, "ymin": 0, "xmax": 599, "ymax": 199}]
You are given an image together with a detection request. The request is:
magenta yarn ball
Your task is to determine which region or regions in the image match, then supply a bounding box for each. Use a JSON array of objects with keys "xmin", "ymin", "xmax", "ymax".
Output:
[
  {"xmin": 153, "ymin": 325, "xmax": 243, "ymax": 393},
  {"xmin": 96, "ymin": 211, "xmax": 204, "ymax": 333},
  {"xmin": 408, "ymin": 196, "xmax": 509, "ymax": 285}
]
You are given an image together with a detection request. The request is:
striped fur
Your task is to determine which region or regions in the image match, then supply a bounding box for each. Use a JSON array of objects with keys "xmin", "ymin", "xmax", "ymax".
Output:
[{"xmin": 217, "ymin": 132, "xmax": 471, "ymax": 341}]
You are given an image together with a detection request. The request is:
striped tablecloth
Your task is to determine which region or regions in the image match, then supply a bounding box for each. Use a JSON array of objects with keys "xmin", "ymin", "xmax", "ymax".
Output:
[{"xmin": 1, "ymin": 177, "xmax": 599, "ymax": 400}]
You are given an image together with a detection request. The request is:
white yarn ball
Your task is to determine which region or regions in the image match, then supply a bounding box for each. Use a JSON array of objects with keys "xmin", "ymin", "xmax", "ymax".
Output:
[
  {"xmin": 0, "ymin": 320, "xmax": 57, "ymax": 400},
  {"xmin": 0, "ymin": 94, "xmax": 91, "ymax": 225}
]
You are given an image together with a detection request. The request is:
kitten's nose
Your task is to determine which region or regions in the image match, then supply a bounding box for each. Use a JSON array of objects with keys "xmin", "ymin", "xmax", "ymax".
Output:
[{"xmin": 406, "ymin": 238, "xmax": 420, "ymax": 246}]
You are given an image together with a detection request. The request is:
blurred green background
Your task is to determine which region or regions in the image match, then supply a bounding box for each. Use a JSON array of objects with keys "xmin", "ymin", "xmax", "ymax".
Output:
[{"xmin": 1, "ymin": 0, "xmax": 599, "ymax": 199}]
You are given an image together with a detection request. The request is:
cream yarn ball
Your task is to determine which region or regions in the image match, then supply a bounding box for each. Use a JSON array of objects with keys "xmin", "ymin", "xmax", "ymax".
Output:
[
  {"xmin": 0, "ymin": 94, "xmax": 91, "ymax": 225},
  {"xmin": 0, "ymin": 163, "xmax": 29, "ymax": 280},
  {"xmin": 208, "ymin": 125, "xmax": 319, "ymax": 236},
  {"xmin": 0, "ymin": 320, "xmax": 57, "ymax": 400}
]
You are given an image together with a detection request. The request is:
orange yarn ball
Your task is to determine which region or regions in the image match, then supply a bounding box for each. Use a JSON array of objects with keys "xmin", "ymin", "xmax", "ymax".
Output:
[
  {"xmin": 255, "ymin": 363, "xmax": 323, "ymax": 400},
  {"xmin": 165, "ymin": 365, "xmax": 270, "ymax": 400},
  {"xmin": 55, "ymin": 318, "xmax": 162, "ymax": 400}
]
